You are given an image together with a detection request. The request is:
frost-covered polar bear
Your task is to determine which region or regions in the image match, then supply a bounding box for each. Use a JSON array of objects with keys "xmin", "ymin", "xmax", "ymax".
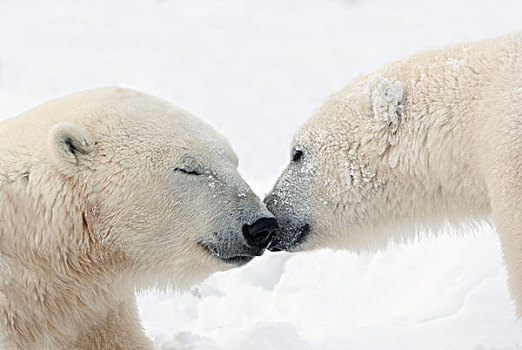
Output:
[
  {"xmin": 266, "ymin": 32, "xmax": 522, "ymax": 313},
  {"xmin": 0, "ymin": 87, "xmax": 278, "ymax": 350}
]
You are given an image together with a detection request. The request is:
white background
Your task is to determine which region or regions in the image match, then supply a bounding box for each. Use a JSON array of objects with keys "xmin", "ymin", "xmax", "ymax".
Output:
[{"xmin": 1, "ymin": 0, "xmax": 521, "ymax": 349}]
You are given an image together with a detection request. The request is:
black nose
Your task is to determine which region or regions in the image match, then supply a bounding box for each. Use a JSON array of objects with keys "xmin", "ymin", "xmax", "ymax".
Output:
[{"xmin": 242, "ymin": 217, "xmax": 278, "ymax": 249}]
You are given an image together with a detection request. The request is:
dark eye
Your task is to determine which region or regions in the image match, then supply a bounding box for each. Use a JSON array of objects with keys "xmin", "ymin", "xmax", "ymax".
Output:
[
  {"xmin": 174, "ymin": 167, "xmax": 202, "ymax": 176},
  {"xmin": 292, "ymin": 149, "xmax": 304, "ymax": 162}
]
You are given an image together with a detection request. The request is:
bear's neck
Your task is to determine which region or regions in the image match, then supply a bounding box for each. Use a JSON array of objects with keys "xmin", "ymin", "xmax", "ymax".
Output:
[
  {"xmin": 375, "ymin": 33, "xmax": 520, "ymax": 230},
  {"xmin": 0, "ymin": 174, "xmax": 146, "ymax": 349}
]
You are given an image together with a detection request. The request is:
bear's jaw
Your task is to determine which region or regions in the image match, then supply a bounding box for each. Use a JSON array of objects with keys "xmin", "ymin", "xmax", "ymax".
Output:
[{"xmin": 197, "ymin": 241, "xmax": 259, "ymax": 266}]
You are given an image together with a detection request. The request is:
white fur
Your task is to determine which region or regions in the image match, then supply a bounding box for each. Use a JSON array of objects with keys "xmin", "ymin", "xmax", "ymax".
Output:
[
  {"xmin": 0, "ymin": 87, "xmax": 270, "ymax": 349},
  {"xmin": 368, "ymin": 76, "xmax": 403, "ymax": 140},
  {"xmin": 267, "ymin": 32, "xmax": 522, "ymax": 314}
]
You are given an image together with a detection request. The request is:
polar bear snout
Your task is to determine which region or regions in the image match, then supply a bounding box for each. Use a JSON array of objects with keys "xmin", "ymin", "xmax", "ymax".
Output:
[
  {"xmin": 200, "ymin": 217, "xmax": 278, "ymax": 266},
  {"xmin": 264, "ymin": 193, "xmax": 310, "ymax": 251},
  {"xmin": 242, "ymin": 217, "xmax": 278, "ymax": 249},
  {"xmin": 267, "ymin": 222, "xmax": 310, "ymax": 252}
]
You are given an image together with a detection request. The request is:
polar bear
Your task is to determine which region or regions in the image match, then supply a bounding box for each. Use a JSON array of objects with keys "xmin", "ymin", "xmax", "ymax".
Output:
[
  {"xmin": 0, "ymin": 87, "xmax": 278, "ymax": 350},
  {"xmin": 265, "ymin": 32, "xmax": 522, "ymax": 314}
]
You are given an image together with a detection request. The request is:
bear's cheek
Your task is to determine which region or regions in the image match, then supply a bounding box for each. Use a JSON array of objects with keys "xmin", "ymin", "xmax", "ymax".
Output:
[{"xmin": 312, "ymin": 151, "xmax": 384, "ymax": 207}]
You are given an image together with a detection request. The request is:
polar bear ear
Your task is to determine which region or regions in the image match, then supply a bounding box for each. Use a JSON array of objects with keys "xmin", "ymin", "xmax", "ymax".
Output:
[
  {"xmin": 48, "ymin": 123, "xmax": 94, "ymax": 167},
  {"xmin": 368, "ymin": 76, "xmax": 404, "ymax": 137}
]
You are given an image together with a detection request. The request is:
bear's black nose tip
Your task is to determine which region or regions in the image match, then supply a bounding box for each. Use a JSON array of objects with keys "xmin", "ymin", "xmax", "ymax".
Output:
[{"xmin": 242, "ymin": 217, "xmax": 279, "ymax": 249}]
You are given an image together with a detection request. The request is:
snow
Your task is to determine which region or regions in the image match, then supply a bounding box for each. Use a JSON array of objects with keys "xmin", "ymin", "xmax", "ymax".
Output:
[
  {"xmin": 139, "ymin": 231, "xmax": 522, "ymax": 350},
  {"xmin": 1, "ymin": 0, "xmax": 522, "ymax": 349}
]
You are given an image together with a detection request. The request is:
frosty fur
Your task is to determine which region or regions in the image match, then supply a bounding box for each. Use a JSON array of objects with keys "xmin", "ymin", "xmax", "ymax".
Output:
[
  {"xmin": 267, "ymin": 32, "xmax": 522, "ymax": 315},
  {"xmin": 0, "ymin": 87, "xmax": 270, "ymax": 349}
]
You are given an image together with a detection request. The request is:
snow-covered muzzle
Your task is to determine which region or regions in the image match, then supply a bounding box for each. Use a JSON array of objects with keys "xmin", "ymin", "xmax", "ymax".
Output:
[{"xmin": 264, "ymin": 146, "xmax": 317, "ymax": 252}]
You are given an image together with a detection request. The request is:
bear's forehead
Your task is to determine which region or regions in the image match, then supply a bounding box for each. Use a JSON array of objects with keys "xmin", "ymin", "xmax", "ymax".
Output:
[
  {"xmin": 75, "ymin": 88, "xmax": 238, "ymax": 165},
  {"xmin": 167, "ymin": 115, "xmax": 235, "ymax": 158},
  {"xmin": 99, "ymin": 95, "xmax": 231, "ymax": 148},
  {"xmin": 291, "ymin": 85, "xmax": 368, "ymax": 153},
  {"xmin": 293, "ymin": 125, "xmax": 340, "ymax": 150}
]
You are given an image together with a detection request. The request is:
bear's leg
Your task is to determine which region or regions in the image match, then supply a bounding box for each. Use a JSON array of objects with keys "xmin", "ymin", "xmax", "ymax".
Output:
[
  {"xmin": 485, "ymin": 141, "xmax": 522, "ymax": 316},
  {"xmin": 74, "ymin": 296, "xmax": 153, "ymax": 350},
  {"xmin": 490, "ymin": 186, "xmax": 522, "ymax": 316}
]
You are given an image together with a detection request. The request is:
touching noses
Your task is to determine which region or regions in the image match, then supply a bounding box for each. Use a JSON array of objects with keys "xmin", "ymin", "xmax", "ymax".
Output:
[{"xmin": 242, "ymin": 217, "xmax": 278, "ymax": 249}]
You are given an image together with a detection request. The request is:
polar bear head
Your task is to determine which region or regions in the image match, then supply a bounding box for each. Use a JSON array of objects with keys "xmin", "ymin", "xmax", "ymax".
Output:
[
  {"xmin": 265, "ymin": 76, "xmax": 405, "ymax": 252},
  {"xmin": 8, "ymin": 87, "xmax": 277, "ymax": 290}
]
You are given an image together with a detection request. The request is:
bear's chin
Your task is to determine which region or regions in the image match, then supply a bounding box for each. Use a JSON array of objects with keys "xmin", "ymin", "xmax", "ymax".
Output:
[
  {"xmin": 219, "ymin": 255, "xmax": 255, "ymax": 265},
  {"xmin": 197, "ymin": 242, "xmax": 259, "ymax": 266}
]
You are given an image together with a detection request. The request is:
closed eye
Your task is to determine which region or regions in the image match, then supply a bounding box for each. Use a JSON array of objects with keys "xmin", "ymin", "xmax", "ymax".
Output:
[{"xmin": 174, "ymin": 168, "xmax": 203, "ymax": 176}]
